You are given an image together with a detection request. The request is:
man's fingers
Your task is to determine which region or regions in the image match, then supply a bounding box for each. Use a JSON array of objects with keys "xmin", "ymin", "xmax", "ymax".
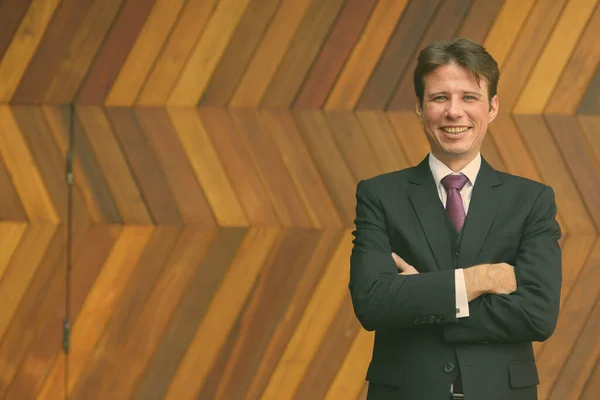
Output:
[{"xmin": 392, "ymin": 253, "xmax": 419, "ymax": 275}]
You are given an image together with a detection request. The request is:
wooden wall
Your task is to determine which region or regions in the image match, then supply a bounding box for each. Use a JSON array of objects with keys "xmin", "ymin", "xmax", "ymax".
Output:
[{"xmin": 0, "ymin": 0, "xmax": 599, "ymax": 399}]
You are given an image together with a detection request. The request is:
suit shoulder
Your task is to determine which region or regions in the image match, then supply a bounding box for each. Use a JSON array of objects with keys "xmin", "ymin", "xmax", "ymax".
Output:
[
  {"xmin": 494, "ymin": 170, "xmax": 552, "ymax": 196},
  {"xmin": 358, "ymin": 167, "xmax": 416, "ymax": 189}
]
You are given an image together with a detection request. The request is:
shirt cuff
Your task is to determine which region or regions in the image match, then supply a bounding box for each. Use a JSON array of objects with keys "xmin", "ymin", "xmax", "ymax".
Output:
[{"xmin": 455, "ymin": 268, "xmax": 470, "ymax": 318}]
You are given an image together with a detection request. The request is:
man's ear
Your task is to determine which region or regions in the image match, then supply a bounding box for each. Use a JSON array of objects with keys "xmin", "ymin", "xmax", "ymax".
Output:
[
  {"xmin": 415, "ymin": 98, "xmax": 423, "ymax": 119},
  {"xmin": 488, "ymin": 95, "xmax": 499, "ymax": 123}
]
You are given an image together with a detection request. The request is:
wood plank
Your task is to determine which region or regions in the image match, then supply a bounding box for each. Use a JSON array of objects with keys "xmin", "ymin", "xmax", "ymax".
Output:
[
  {"xmin": 457, "ymin": 0, "xmax": 505, "ymax": 43},
  {"xmin": 164, "ymin": 227, "xmax": 280, "ymax": 400},
  {"xmin": 495, "ymin": 0, "xmax": 567, "ymax": 111},
  {"xmin": 77, "ymin": 0, "xmax": 156, "ymax": 104},
  {"xmin": 387, "ymin": 0, "xmax": 473, "ymax": 111},
  {"xmin": 482, "ymin": 0, "xmax": 537, "ymax": 68},
  {"xmin": 260, "ymin": 0, "xmax": 346, "ymax": 108},
  {"xmin": 513, "ymin": 0, "xmax": 598, "ymax": 114},
  {"xmin": 43, "ymin": 106, "xmax": 120, "ymax": 224},
  {"xmin": 261, "ymin": 110, "xmax": 344, "ymax": 229},
  {"xmin": 229, "ymin": 109, "xmax": 313, "ymax": 227},
  {"xmin": 355, "ymin": 0, "xmax": 440, "ymax": 110},
  {"xmin": 549, "ymin": 241, "xmax": 600, "ymax": 399},
  {"xmin": 294, "ymin": 0, "xmax": 379, "ymax": 109},
  {"xmin": 0, "ymin": 222, "xmax": 27, "ymax": 283},
  {"xmin": 546, "ymin": 115, "xmax": 600, "ymax": 231},
  {"xmin": 581, "ymin": 355, "xmax": 600, "ymax": 399},
  {"xmin": 0, "ymin": 152, "xmax": 27, "ymax": 221},
  {"xmin": 9, "ymin": 226, "xmax": 153, "ymax": 399},
  {"xmin": 167, "ymin": 0, "xmax": 251, "ymax": 106},
  {"xmin": 545, "ymin": 2, "xmax": 600, "ymax": 114},
  {"xmin": 134, "ymin": 108, "xmax": 217, "ymax": 225},
  {"xmin": 534, "ymin": 234, "xmax": 596, "ymax": 395},
  {"xmin": 355, "ymin": 111, "xmax": 411, "ymax": 173},
  {"xmin": 105, "ymin": 108, "xmax": 183, "ymax": 224},
  {"xmin": 167, "ymin": 107, "xmax": 248, "ymax": 227},
  {"xmin": 126, "ymin": 228, "xmax": 247, "ymax": 400},
  {"xmin": 293, "ymin": 296, "xmax": 360, "ymax": 400},
  {"xmin": 38, "ymin": 226, "xmax": 181, "ymax": 400},
  {"xmin": 229, "ymin": 0, "xmax": 313, "ymax": 108},
  {"xmin": 293, "ymin": 110, "xmax": 358, "ymax": 227},
  {"xmin": 77, "ymin": 107, "xmax": 152, "ymax": 224},
  {"xmin": 536, "ymin": 239, "xmax": 600, "ymax": 399},
  {"xmin": 11, "ymin": 0, "xmax": 95, "ymax": 103},
  {"xmin": 326, "ymin": 329, "xmax": 374, "ymax": 400},
  {"xmin": 0, "ymin": 0, "xmax": 32, "ymax": 63},
  {"xmin": 136, "ymin": 0, "xmax": 218, "ymax": 105},
  {"xmin": 105, "ymin": 0, "xmax": 187, "ymax": 106},
  {"xmin": 0, "ymin": 106, "xmax": 59, "ymax": 222},
  {"xmin": 480, "ymin": 135, "xmax": 507, "ymax": 173},
  {"xmin": 513, "ymin": 115, "xmax": 595, "ymax": 235},
  {"xmin": 577, "ymin": 63, "xmax": 600, "ymax": 115},
  {"xmin": 197, "ymin": 108, "xmax": 280, "ymax": 227},
  {"xmin": 261, "ymin": 230, "xmax": 353, "ymax": 399},
  {"xmin": 0, "ymin": 225, "xmax": 56, "ymax": 345},
  {"xmin": 578, "ymin": 116, "xmax": 600, "ymax": 165},
  {"xmin": 12, "ymin": 107, "xmax": 67, "ymax": 220},
  {"xmin": 0, "ymin": 0, "xmax": 61, "ymax": 102},
  {"xmin": 69, "ymin": 227, "xmax": 216, "ymax": 400},
  {"xmin": 200, "ymin": 0, "xmax": 283, "ymax": 106},
  {"xmin": 326, "ymin": 110, "xmax": 383, "ymax": 181},
  {"xmin": 386, "ymin": 111, "xmax": 430, "ymax": 166},
  {"xmin": 43, "ymin": 0, "xmax": 125, "ymax": 104},
  {"xmin": 324, "ymin": 0, "xmax": 409, "ymax": 110},
  {"xmin": 212, "ymin": 229, "xmax": 321, "ymax": 398}
]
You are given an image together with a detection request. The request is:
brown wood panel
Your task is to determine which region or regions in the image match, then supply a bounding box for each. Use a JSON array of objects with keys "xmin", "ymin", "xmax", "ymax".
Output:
[
  {"xmin": 262, "ymin": 110, "xmax": 344, "ymax": 229},
  {"xmin": 293, "ymin": 110, "xmax": 358, "ymax": 227},
  {"xmin": 196, "ymin": 108, "xmax": 279, "ymax": 227},
  {"xmin": 43, "ymin": 0, "xmax": 125, "ymax": 104},
  {"xmin": 260, "ymin": 0, "xmax": 346, "ymax": 108},
  {"xmin": 136, "ymin": 0, "xmax": 218, "ymax": 105},
  {"xmin": 386, "ymin": 111, "xmax": 430, "ymax": 166},
  {"xmin": 70, "ymin": 227, "xmax": 216, "ymax": 399},
  {"xmin": 199, "ymin": 0, "xmax": 282, "ymax": 107},
  {"xmin": 10, "ymin": 0, "xmax": 95, "ymax": 104},
  {"xmin": 579, "ymin": 116, "xmax": 600, "ymax": 164},
  {"xmin": 0, "ymin": 154, "xmax": 27, "ymax": 221},
  {"xmin": 294, "ymin": 0, "xmax": 379, "ymax": 109},
  {"xmin": 105, "ymin": 108, "xmax": 183, "ymax": 224},
  {"xmin": 356, "ymin": 0, "xmax": 441, "ymax": 110},
  {"xmin": 104, "ymin": 0, "xmax": 187, "ymax": 106},
  {"xmin": 578, "ymin": 64, "xmax": 600, "ymax": 115},
  {"xmin": 230, "ymin": 109, "xmax": 313, "ymax": 228},
  {"xmin": 77, "ymin": 0, "xmax": 156, "ymax": 104},
  {"xmin": 457, "ymin": 0, "xmax": 505, "ymax": 43},
  {"xmin": 131, "ymin": 228, "xmax": 247, "ymax": 400},
  {"xmin": 134, "ymin": 108, "xmax": 217, "ymax": 226},
  {"xmin": 0, "ymin": 0, "xmax": 32, "ymax": 62},
  {"xmin": 387, "ymin": 0, "xmax": 473, "ymax": 111}
]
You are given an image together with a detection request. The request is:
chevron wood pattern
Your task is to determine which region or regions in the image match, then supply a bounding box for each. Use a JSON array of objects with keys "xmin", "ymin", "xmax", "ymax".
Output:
[{"xmin": 0, "ymin": 1, "xmax": 599, "ymax": 399}]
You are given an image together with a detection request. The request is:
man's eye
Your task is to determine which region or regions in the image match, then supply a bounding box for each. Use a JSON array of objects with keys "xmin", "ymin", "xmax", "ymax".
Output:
[
  {"xmin": 433, "ymin": 96, "xmax": 447, "ymax": 101},
  {"xmin": 464, "ymin": 96, "xmax": 476, "ymax": 101}
]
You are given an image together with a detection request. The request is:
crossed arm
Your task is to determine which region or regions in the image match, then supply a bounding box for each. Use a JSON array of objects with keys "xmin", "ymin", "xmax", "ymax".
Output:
[{"xmin": 349, "ymin": 181, "xmax": 562, "ymax": 343}]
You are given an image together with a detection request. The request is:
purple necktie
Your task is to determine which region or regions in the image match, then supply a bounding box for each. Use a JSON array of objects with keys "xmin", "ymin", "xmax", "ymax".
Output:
[{"xmin": 441, "ymin": 174, "xmax": 469, "ymax": 232}]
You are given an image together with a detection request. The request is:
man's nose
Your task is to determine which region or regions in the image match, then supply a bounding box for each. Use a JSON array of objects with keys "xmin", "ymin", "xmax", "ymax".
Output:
[{"xmin": 445, "ymin": 99, "xmax": 464, "ymax": 118}]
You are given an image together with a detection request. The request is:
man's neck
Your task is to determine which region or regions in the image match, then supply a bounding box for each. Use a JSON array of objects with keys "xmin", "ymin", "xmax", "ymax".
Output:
[{"xmin": 433, "ymin": 153, "xmax": 478, "ymax": 172}]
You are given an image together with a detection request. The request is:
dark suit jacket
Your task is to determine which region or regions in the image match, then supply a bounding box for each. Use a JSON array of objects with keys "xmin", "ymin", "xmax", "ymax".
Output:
[{"xmin": 349, "ymin": 156, "xmax": 562, "ymax": 400}]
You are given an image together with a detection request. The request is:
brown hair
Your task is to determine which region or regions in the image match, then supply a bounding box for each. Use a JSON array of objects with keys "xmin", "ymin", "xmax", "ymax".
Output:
[{"xmin": 414, "ymin": 38, "xmax": 499, "ymax": 107}]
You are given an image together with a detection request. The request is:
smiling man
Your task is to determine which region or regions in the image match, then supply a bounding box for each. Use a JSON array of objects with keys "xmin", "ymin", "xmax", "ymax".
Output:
[{"xmin": 349, "ymin": 38, "xmax": 562, "ymax": 400}]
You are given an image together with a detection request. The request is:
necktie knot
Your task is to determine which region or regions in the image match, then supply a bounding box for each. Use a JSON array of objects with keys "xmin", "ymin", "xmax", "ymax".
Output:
[{"xmin": 441, "ymin": 174, "xmax": 469, "ymax": 191}]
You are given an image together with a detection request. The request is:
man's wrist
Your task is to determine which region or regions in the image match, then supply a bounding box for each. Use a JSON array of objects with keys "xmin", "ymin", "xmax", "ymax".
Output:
[{"xmin": 464, "ymin": 264, "xmax": 490, "ymax": 301}]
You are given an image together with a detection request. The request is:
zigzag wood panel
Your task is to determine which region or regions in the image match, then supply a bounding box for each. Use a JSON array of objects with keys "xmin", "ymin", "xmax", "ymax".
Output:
[{"xmin": 0, "ymin": 0, "xmax": 598, "ymax": 399}]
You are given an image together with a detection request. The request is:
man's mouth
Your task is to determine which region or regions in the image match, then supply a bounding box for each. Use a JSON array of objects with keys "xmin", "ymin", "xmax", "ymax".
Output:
[{"xmin": 440, "ymin": 126, "xmax": 471, "ymax": 134}]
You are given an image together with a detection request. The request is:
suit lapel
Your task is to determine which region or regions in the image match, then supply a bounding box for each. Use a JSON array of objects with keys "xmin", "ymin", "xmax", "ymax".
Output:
[
  {"xmin": 457, "ymin": 158, "xmax": 502, "ymax": 268},
  {"xmin": 408, "ymin": 158, "xmax": 453, "ymax": 271}
]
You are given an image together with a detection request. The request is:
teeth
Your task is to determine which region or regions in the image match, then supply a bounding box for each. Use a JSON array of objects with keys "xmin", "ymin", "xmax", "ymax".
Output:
[{"xmin": 441, "ymin": 127, "xmax": 469, "ymax": 134}]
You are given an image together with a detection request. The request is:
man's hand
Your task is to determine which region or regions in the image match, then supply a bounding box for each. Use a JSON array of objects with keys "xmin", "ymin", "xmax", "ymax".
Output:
[
  {"xmin": 392, "ymin": 253, "xmax": 419, "ymax": 275},
  {"xmin": 464, "ymin": 263, "xmax": 516, "ymax": 301}
]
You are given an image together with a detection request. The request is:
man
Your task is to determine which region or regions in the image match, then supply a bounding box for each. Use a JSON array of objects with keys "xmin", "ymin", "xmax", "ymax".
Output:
[{"xmin": 349, "ymin": 38, "xmax": 562, "ymax": 400}]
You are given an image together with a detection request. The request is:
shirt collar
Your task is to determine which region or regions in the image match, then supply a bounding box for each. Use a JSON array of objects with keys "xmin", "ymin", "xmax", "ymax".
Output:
[{"xmin": 428, "ymin": 152, "xmax": 481, "ymax": 187}]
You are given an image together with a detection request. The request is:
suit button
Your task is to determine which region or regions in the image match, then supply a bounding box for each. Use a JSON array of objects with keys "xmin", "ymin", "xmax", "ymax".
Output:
[
  {"xmin": 414, "ymin": 318, "xmax": 420, "ymax": 324},
  {"xmin": 444, "ymin": 363, "xmax": 455, "ymax": 373},
  {"xmin": 421, "ymin": 316, "xmax": 428, "ymax": 323},
  {"xmin": 429, "ymin": 316, "xmax": 435, "ymax": 323},
  {"xmin": 436, "ymin": 317, "xmax": 443, "ymax": 323},
  {"xmin": 454, "ymin": 249, "xmax": 460, "ymax": 257}
]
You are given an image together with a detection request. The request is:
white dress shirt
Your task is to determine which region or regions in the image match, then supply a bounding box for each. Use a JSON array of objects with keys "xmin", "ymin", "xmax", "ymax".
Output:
[{"xmin": 428, "ymin": 152, "xmax": 482, "ymax": 319}]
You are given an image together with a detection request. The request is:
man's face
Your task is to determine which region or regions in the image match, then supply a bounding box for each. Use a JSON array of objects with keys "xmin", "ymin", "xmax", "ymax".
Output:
[{"xmin": 416, "ymin": 62, "xmax": 499, "ymax": 168}]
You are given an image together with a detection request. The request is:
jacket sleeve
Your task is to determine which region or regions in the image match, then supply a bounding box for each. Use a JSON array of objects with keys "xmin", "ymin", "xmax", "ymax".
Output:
[
  {"xmin": 443, "ymin": 185, "xmax": 562, "ymax": 343},
  {"xmin": 349, "ymin": 179, "xmax": 458, "ymax": 331}
]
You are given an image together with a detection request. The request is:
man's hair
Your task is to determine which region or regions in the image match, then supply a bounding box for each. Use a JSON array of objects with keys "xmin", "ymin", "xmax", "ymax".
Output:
[{"xmin": 414, "ymin": 38, "xmax": 499, "ymax": 108}]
